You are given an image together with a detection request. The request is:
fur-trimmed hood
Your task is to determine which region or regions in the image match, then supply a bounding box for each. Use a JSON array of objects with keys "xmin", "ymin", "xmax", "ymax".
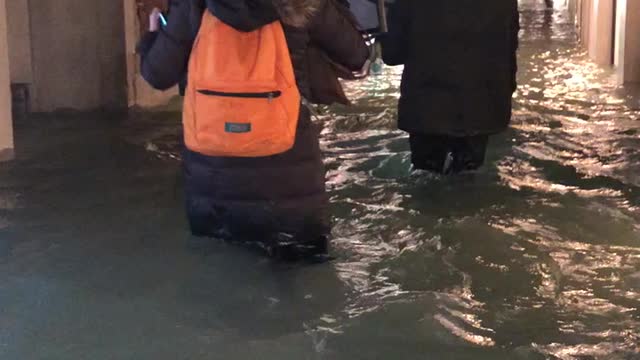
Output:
[
  {"xmin": 272, "ymin": 0, "xmax": 320, "ymax": 27},
  {"xmin": 206, "ymin": 0, "xmax": 321, "ymax": 32}
]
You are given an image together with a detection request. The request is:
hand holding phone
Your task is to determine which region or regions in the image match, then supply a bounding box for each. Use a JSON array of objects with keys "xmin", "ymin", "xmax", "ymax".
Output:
[
  {"xmin": 149, "ymin": 8, "xmax": 164, "ymax": 32},
  {"xmin": 137, "ymin": 0, "xmax": 168, "ymax": 33}
]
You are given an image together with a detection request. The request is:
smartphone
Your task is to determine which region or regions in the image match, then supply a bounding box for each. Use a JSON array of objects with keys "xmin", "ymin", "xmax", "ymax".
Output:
[{"xmin": 158, "ymin": 12, "xmax": 168, "ymax": 27}]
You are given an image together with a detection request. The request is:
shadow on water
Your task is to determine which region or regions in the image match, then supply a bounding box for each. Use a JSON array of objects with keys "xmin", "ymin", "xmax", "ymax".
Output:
[{"xmin": 1, "ymin": 0, "xmax": 639, "ymax": 359}]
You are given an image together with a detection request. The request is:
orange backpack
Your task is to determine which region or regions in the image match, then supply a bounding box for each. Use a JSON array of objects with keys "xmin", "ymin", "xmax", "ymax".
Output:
[{"xmin": 183, "ymin": 12, "xmax": 301, "ymax": 157}]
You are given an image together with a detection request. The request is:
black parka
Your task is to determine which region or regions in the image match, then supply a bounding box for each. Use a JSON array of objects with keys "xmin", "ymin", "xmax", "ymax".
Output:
[{"xmin": 381, "ymin": 0, "xmax": 520, "ymax": 136}]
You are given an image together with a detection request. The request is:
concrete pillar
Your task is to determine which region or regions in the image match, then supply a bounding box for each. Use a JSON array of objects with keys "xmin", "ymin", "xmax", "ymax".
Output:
[
  {"xmin": 615, "ymin": 0, "xmax": 640, "ymax": 84},
  {"xmin": 124, "ymin": 0, "xmax": 139, "ymax": 107},
  {"xmin": 587, "ymin": 0, "xmax": 614, "ymax": 65},
  {"xmin": 578, "ymin": 0, "xmax": 593, "ymax": 50},
  {"xmin": 0, "ymin": 0, "xmax": 15, "ymax": 161}
]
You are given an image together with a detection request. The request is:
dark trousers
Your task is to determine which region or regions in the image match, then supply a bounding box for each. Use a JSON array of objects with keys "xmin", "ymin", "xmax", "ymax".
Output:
[{"xmin": 409, "ymin": 134, "xmax": 489, "ymax": 174}]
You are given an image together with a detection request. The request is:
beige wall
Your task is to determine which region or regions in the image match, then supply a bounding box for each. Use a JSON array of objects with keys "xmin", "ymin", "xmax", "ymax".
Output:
[
  {"xmin": 27, "ymin": 0, "xmax": 127, "ymax": 112},
  {"xmin": 0, "ymin": 0, "xmax": 14, "ymax": 161},
  {"xmin": 123, "ymin": 0, "xmax": 178, "ymax": 108},
  {"xmin": 6, "ymin": 0, "xmax": 33, "ymax": 84}
]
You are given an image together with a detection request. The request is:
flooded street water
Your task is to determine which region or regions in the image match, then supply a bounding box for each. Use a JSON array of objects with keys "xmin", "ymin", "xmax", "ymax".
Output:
[{"xmin": 1, "ymin": 0, "xmax": 639, "ymax": 359}]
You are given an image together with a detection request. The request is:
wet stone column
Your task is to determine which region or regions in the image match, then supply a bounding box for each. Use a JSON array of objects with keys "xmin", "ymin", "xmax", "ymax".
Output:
[
  {"xmin": 588, "ymin": 0, "xmax": 614, "ymax": 65},
  {"xmin": 0, "ymin": 0, "xmax": 15, "ymax": 161},
  {"xmin": 616, "ymin": 0, "xmax": 640, "ymax": 84}
]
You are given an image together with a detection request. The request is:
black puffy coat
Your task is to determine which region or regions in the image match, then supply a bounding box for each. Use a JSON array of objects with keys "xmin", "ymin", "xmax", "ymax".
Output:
[
  {"xmin": 138, "ymin": 0, "xmax": 369, "ymax": 241},
  {"xmin": 381, "ymin": 0, "xmax": 520, "ymax": 136}
]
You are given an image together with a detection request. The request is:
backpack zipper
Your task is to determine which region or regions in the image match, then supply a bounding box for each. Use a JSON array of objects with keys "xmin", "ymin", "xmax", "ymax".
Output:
[{"xmin": 197, "ymin": 89, "xmax": 282, "ymax": 103}]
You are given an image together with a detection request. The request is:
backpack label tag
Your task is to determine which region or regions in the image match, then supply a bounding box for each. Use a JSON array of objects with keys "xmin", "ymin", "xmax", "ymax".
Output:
[{"xmin": 225, "ymin": 123, "xmax": 252, "ymax": 133}]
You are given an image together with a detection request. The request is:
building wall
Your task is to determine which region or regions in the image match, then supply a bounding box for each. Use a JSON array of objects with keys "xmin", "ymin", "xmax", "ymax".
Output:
[
  {"xmin": 3, "ymin": 0, "xmax": 175, "ymax": 113},
  {"xmin": 6, "ymin": 0, "xmax": 33, "ymax": 84},
  {"xmin": 0, "ymin": 0, "xmax": 15, "ymax": 160},
  {"xmin": 26, "ymin": 0, "xmax": 127, "ymax": 112}
]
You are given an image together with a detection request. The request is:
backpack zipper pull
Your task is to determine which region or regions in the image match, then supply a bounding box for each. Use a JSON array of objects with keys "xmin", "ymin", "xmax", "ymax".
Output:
[{"xmin": 268, "ymin": 92, "xmax": 274, "ymax": 103}]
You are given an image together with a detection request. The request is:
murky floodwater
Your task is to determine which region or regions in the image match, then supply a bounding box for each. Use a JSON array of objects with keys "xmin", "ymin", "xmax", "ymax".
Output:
[{"xmin": 1, "ymin": 0, "xmax": 639, "ymax": 359}]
